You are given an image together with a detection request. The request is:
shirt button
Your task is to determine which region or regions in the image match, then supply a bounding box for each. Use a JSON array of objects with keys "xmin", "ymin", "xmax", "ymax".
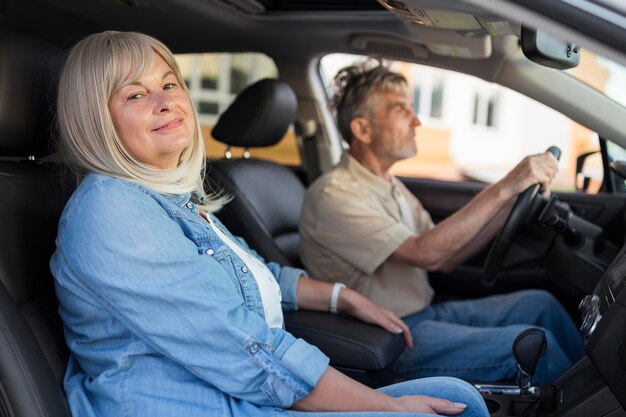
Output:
[
  {"xmin": 248, "ymin": 343, "xmax": 259, "ymax": 354},
  {"xmin": 186, "ymin": 202, "xmax": 193, "ymax": 209},
  {"xmin": 205, "ymin": 248, "xmax": 214, "ymax": 255},
  {"xmin": 241, "ymin": 266, "xmax": 249, "ymax": 273}
]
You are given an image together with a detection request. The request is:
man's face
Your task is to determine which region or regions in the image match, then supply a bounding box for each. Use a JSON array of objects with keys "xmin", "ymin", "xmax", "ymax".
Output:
[{"xmin": 367, "ymin": 89, "xmax": 421, "ymax": 163}]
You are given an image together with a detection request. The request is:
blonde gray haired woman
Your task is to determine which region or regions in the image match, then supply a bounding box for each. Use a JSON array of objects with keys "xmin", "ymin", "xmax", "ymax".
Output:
[{"xmin": 51, "ymin": 30, "xmax": 488, "ymax": 417}]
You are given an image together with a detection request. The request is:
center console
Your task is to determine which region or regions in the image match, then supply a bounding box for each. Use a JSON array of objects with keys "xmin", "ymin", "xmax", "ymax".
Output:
[{"xmin": 477, "ymin": 243, "xmax": 626, "ymax": 416}]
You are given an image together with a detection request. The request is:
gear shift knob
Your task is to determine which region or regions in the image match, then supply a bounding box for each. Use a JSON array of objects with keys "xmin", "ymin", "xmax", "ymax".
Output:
[{"xmin": 512, "ymin": 328, "xmax": 547, "ymax": 392}]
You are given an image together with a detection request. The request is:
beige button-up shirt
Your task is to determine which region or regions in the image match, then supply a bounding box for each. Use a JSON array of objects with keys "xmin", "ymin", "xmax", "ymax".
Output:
[{"xmin": 300, "ymin": 152, "xmax": 435, "ymax": 317}]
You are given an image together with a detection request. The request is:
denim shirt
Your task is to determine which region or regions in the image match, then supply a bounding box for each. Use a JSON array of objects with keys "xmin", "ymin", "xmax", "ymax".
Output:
[{"xmin": 50, "ymin": 173, "xmax": 329, "ymax": 417}]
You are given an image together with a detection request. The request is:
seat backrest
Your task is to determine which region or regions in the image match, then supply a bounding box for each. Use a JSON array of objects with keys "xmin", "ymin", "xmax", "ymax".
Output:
[
  {"xmin": 209, "ymin": 79, "xmax": 304, "ymax": 267},
  {"xmin": 0, "ymin": 31, "xmax": 74, "ymax": 417}
]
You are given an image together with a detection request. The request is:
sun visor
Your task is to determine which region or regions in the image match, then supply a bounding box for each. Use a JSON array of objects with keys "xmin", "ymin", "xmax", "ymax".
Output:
[{"xmin": 377, "ymin": 0, "xmax": 513, "ymax": 59}]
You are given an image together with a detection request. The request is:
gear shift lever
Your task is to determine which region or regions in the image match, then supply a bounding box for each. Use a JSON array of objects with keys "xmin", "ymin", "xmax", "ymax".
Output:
[{"xmin": 512, "ymin": 328, "xmax": 546, "ymax": 394}]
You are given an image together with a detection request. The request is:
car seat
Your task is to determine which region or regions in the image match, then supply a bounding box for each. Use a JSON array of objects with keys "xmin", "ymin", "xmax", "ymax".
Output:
[
  {"xmin": 209, "ymin": 78, "xmax": 406, "ymax": 387},
  {"xmin": 0, "ymin": 31, "xmax": 74, "ymax": 417}
]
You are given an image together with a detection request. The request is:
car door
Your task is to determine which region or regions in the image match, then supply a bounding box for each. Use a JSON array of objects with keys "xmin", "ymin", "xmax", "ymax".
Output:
[{"xmin": 401, "ymin": 159, "xmax": 626, "ymax": 305}]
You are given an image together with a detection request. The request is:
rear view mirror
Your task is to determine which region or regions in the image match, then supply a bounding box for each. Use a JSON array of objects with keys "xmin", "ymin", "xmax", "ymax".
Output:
[{"xmin": 521, "ymin": 26, "xmax": 580, "ymax": 69}]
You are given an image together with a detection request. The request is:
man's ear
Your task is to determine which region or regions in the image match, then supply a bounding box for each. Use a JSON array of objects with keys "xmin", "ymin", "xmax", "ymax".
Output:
[{"xmin": 350, "ymin": 117, "xmax": 372, "ymax": 144}]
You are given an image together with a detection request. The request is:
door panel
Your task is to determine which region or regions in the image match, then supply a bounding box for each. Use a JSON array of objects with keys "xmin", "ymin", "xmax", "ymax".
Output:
[
  {"xmin": 400, "ymin": 177, "xmax": 485, "ymax": 224},
  {"xmin": 557, "ymin": 192, "xmax": 626, "ymax": 248},
  {"xmin": 400, "ymin": 176, "xmax": 626, "ymax": 314},
  {"xmin": 401, "ymin": 176, "xmax": 626, "ymax": 246}
]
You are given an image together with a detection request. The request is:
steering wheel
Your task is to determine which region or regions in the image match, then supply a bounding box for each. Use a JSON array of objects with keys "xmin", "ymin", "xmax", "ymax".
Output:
[{"xmin": 482, "ymin": 146, "xmax": 561, "ymax": 286}]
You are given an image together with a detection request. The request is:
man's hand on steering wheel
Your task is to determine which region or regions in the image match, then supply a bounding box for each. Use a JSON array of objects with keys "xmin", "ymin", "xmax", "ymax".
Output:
[
  {"xmin": 500, "ymin": 150, "xmax": 559, "ymax": 198},
  {"xmin": 482, "ymin": 147, "xmax": 561, "ymax": 286}
]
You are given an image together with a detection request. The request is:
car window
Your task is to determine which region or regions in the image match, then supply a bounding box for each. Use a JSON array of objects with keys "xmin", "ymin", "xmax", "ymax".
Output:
[
  {"xmin": 320, "ymin": 53, "xmax": 600, "ymax": 193},
  {"xmin": 567, "ymin": 49, "xmax": 626, "ymax": 109},
  {"xmin": 176, "ymin": 52, "xmax": 301, "ymax": 166}
]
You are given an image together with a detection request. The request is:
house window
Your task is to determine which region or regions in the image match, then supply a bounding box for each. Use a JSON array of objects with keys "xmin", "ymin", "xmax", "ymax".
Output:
[
  {"xmin": 430, "ymin": 78, "xmax": 444, "ymax": 118},
  {"xmin": 472, "ymin": 92, "xmax": 498, "ymax": 127},
  {"xmin": 409, "ymin": 71, "xmax": 444, "ymax": 120},
  {"xmin": 413, "ymin": 85, "xmax": 421, "ymax": 114}
]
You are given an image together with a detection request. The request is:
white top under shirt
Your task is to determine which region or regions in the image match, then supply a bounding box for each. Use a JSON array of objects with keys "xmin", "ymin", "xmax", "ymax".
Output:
[{"xmin": 205, "ymin": 213, "xmax": 284, "ymax": 328}]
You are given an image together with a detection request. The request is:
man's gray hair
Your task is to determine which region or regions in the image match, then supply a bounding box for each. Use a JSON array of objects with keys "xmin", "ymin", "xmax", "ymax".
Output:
[{"xmin": 332, "ymin": 60, "xmax": 409, "ymax": 144}]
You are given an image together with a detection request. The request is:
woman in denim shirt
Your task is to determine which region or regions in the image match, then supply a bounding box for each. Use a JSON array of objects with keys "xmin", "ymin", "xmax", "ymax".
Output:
[{"xmin": 50, "ymin": 31, "xmax": 489, "ymax": 417}]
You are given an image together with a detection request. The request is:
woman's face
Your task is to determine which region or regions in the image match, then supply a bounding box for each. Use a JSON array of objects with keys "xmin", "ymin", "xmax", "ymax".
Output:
[{"xmin": 108, "ymin": 53, "xmax": 195, "ymax": 170}]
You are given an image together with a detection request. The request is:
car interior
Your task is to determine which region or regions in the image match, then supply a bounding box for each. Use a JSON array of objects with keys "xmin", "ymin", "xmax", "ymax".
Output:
[{"xmin": 1, "ymin": 0, "xmax": 626, "ymax": 417}]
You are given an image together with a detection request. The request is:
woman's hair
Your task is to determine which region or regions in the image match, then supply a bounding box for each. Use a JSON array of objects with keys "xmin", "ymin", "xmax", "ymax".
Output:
[
  {"xmin": 57, "ymin": 30, "xmax": 226, "ymax": 211},
  {"xmin": 332, "ymin": 60, "xmax": 410, "ymax": 144}
]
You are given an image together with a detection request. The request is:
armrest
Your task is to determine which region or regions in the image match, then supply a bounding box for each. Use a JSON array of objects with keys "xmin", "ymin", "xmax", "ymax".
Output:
[{"xmin": 283, "ymin": 310, "xmax": 406, "ymax": 370}]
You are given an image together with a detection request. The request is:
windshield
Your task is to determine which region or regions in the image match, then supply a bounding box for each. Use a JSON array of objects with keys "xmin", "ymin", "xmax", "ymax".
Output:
[
  {"xmin": 320, "ymin": 53, "xmax": 602, "ymax": 192},
  {"xmin": 568, "ymin": 49, "xmax": 626, "ymax": 109}
]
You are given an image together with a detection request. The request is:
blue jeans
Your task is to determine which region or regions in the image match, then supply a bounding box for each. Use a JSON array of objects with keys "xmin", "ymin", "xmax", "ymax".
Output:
[
  {"xmin": 285, "ymin": 377, "xmax": 489, "ymax": 417},
  {"xmin": 394, "ymin": 290, "xmax": 584, "ymax": 384}
]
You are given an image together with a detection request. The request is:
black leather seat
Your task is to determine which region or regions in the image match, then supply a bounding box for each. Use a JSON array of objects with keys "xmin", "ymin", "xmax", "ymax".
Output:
[
  {"xmin": 0, "ymin": 32, "xmax": 74, "ymax": 417},
  {"xmin": 210, "ymin": 79, "xmax": 406, "ymax": 387},
  {"xmin": 210, "ymin": 78, "xmax": 304, "ymax": 267}
]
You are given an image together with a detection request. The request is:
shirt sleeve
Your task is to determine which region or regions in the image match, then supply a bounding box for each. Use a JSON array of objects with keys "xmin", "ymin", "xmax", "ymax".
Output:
[
  {"xmin": 310, "ymin": 183, "xmax": 414, "ymax": 275},
  {"xmin": 53, "ymin": 180, "xmax": 328, "ymax": 408}
]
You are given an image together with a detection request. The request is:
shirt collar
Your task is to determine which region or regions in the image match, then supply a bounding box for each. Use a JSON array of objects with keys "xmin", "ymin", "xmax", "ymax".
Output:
[
  {"xmin": 164, "ymin": 192, "xmax": 192, "ymax": 208},
  {"xmin": 341, "ymin": 151, "xmax": 399, "ymax": 200}
]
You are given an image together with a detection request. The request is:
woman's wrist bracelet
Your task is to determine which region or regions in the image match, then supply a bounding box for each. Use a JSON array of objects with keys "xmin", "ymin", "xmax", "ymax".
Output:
[{"xmin": 330, "ymin": 282, "xmax": 346, "ymax": 314}]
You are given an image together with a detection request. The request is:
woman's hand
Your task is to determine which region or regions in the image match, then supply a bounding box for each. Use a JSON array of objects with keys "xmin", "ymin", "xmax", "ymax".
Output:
[
  {"xmin": 339, "ymin": 288, "xmax": 413, "ymax": 348},
  {"xmin": 395, "ymin": 395, "xmax": 468, "ymax": 415},
  {"xmin": 292, "ymin": 366, "xmax": 468, "ymax": 414}
]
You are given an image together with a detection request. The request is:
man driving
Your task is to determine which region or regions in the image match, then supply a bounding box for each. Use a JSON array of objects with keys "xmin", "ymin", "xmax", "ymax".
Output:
[{"xmin": 299, "ymin": 61, "xmax": 584, "ymax": 384}]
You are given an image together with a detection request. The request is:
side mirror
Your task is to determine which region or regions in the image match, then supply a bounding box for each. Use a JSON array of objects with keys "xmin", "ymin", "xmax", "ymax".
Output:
[
  {"xmin": 609, "ymin": 160, "xmax": 626, "ymax": 178},
  {"xmin": 576, "ymin": 150, "xmax": 601, "ymax": 192},
  {"xmin": 521, "ymin": 26, "xmax": 580, "ymax": 69}
]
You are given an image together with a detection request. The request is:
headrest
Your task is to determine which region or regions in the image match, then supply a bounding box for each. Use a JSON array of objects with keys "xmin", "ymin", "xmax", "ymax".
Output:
[
  {"xmin": 212, "ymin": 78, "xmax": 297, "ymax": 148},
  {"xmin": 0, "ymin": 31, "xmax": 64, "ymax": 158}
]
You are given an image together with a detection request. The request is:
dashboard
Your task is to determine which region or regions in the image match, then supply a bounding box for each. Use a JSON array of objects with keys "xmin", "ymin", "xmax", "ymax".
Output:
[{"xmin": 583, "ymin": 243, "xmax": 626, "ymax": 409}]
